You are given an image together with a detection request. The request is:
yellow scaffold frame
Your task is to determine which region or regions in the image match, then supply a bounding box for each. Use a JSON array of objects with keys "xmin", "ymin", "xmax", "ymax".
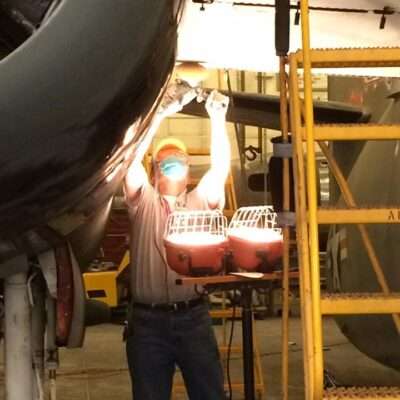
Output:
[{"xmin": 289, "ymin": 1, "xmax": 400, "ymax": 399}]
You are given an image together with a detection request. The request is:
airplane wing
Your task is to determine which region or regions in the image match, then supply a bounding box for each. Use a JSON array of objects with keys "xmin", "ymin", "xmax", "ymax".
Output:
[
  {"xmin": 181, "ymin": 89, "xmax": 368, "ymax": 129},
  {"xmin": 178, "ymin": 1, "xmax": 400, "ymax": 76}
]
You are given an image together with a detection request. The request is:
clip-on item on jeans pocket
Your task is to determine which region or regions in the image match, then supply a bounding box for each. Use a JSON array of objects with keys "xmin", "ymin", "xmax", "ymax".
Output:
[
  {"xmin": 123, "ymin": 305, "xmax": 135, "ymax": 341},
  {"xmin": 122, "ymin": 321, "xmax": 128, "ymax": 342}
]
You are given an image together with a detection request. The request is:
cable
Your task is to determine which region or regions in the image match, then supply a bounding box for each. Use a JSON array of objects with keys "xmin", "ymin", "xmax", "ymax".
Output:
[
  {"xmin": 27, "ymin": 270, "xmax": 39, "ymax": 307},
  {"xmin": 34, "ymin": 367, "xmax": 44, "ymax": 400},
  {"xmin": 231, "ymin": 2, "xmax": 368, "ymax": 13},
  {"xmin": 222, "ymin": 340, "xmax": 349, "ymax": 361}
]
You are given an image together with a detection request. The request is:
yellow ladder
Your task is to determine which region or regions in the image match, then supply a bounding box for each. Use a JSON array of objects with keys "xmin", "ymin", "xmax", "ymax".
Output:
[{"xmin": 289, "ymin": 2, "xmax": 400, "ymax": 399}]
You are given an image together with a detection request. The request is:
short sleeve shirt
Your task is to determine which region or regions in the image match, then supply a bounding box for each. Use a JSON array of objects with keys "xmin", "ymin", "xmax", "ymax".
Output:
[{"xmin": 127, "ymin": 183, "xmax": 220, "ymax": 304}]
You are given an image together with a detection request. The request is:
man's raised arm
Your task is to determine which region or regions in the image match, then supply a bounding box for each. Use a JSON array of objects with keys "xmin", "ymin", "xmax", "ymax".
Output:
[
  {"xmin": 197, "ymin": 90, "xmax": 231, "ymax": 208},
  {"xmin": 124, "ymin": 81, "xmax": 197, "ymax": 203}
]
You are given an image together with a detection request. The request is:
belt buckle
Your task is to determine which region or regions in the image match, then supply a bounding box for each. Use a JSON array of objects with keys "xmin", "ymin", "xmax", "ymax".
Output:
[{"xmin": 172, "ymin": 302, "xmax": 179, "ymax": 311}]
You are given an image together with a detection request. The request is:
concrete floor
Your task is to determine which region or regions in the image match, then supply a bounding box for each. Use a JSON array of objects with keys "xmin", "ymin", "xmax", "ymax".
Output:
[{"xmin": 2, "ymin": 316, "xmax": 400, "ymax": 400}]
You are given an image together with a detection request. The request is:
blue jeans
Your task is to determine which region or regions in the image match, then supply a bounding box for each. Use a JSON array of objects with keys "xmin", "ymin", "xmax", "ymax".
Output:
[{"xmin": 126, "ymin": 302, "xmax": 224, "ymax": 400}]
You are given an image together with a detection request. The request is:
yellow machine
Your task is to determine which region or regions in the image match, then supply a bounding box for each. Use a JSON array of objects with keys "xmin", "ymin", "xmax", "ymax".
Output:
[{"xmin": 83, "ymin": 251, "xmax": 130, "ymax": 308}]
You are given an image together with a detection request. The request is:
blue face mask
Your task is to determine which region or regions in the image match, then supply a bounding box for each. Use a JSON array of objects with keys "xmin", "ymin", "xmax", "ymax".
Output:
[{"xmin": 159, "ymin": 156, "xmax": 188, "ymax": 180}]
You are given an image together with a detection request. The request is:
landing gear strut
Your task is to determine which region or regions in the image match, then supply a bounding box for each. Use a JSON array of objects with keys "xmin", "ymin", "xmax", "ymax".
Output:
[{"xmin": 4, "ymin": 270, "xmax": 34, "ymax": 400}]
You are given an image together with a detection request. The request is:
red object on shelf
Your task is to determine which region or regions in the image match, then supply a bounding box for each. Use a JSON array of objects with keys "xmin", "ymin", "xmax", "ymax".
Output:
[
  {"xmin": 228, "ymin": 234, "xmax": 283, "ymax": 272},
  {"xmin": 164, "ymin": 238, "xmax": 228, "ymax": 276}
]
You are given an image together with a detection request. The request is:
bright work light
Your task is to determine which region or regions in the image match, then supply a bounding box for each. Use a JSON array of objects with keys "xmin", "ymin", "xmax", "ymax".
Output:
[
  {"xmin": 164, "ymin": 210, "xmax": 228, "ymax": 276},
  {"xmin": 228, "ymin": 206, "xmax": 283, "ymax": 272}
]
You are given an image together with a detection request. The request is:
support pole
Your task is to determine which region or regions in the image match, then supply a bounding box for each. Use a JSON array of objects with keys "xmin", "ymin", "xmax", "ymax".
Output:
[
  {"xmin": 289, "ymin": 54, "xmax": 314, "ymax": 400},
  {"xmin": 31, "ymin": 273, "xmax": 46, "ymax": 400},
  {"xmin": 278, "ymin": 55, "xmax": 291, "ymax": 400},
  {"xmin": 299, "ymin": 1, "xmax": 324, "ymax": 397},
  {"xmin": 241, "ymin": 286, "xmax": 255, "ymax": 400},
  {"xmin": 46, "ymin": 295, "xmax": 59, "ymax": 400},
  {"xmin": 275, "ymin": 0, "xmax": 291, "ymax": 395},
  {"xmin": 5, "ymin": 271, "xmax": 33, "ymax": 400}
]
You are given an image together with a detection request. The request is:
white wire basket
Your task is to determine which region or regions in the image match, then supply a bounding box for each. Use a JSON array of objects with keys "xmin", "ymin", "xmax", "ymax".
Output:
[
  {"xmin": 229, "ymin": 205, "xmax": 281, "ymax": 234},
  {"xmin": 164, "ymin": 210, "xmax": 228, "ymax": 276},
  {"xmin": 227, "ymin": 206, "xmax": 283, "ymax": 272}
]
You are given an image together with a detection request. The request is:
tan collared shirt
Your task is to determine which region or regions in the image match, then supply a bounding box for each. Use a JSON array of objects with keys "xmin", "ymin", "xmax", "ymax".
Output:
[{"xmin": 127, "ymin": 183, "xmax": 221, "ymax": 304}]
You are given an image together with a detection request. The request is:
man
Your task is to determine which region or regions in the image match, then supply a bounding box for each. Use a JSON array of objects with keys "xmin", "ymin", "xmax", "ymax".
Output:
[{"xmin": 124, "ymin": 82, "xmax": 231, "ymax": 400}]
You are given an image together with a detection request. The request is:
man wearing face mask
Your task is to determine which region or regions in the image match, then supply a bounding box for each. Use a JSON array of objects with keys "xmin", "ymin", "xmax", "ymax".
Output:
[{"xmin": 124, "ymin": 81, "xmax": 231, "ymax": 400}]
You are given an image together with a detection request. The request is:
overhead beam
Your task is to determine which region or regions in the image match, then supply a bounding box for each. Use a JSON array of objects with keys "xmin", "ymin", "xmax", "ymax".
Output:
[{"xmin": 181, "ymin": 89, "xmax": 368, "ymax": 130}]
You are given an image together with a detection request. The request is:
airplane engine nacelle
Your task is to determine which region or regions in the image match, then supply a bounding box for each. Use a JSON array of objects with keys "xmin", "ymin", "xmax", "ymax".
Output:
[{"xmin": 0, "ymin": 0, "xmax": 180, "ymax": 267}]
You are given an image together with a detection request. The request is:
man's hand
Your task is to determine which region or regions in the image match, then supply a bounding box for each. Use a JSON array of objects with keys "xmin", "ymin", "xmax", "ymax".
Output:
[
  {"xmin": 158, "ymin": 80, "xmax": 197, "ymax": 118},
  {"xmin": 205, "ymin": 90, "xmax": 229, "ymax": 120}
]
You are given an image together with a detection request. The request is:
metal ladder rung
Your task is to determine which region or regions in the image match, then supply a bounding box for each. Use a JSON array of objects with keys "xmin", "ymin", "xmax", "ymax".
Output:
[
  {"xmin": 321, "ymin": 293, "xmax": 400, "ymax": 315},
  {"xmin": 296, "ymin": 47, "xmax": 400, "ymax": 68},
  {"xmin": 324, "ymin": 386, "xmax": 400, "ymax": 399},
  {"xmin": 302, "ymin": 124, "xmax": 400, "ymax": 141},
  {"xmin": 316, "ymin": 208, "xmax": 400, "ymax": 225}
]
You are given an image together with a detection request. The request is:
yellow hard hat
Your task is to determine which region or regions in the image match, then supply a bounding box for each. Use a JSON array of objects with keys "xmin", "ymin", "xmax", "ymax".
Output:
[{"xmin": 153, "ymin": 137, "xmax": 187, "ymax": 160}]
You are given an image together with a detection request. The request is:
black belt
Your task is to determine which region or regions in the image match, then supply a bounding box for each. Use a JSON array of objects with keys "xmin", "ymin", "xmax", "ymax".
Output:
[{"xmin": 133, "ymin": 297, "xmax": 204, "ymax": 312}]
